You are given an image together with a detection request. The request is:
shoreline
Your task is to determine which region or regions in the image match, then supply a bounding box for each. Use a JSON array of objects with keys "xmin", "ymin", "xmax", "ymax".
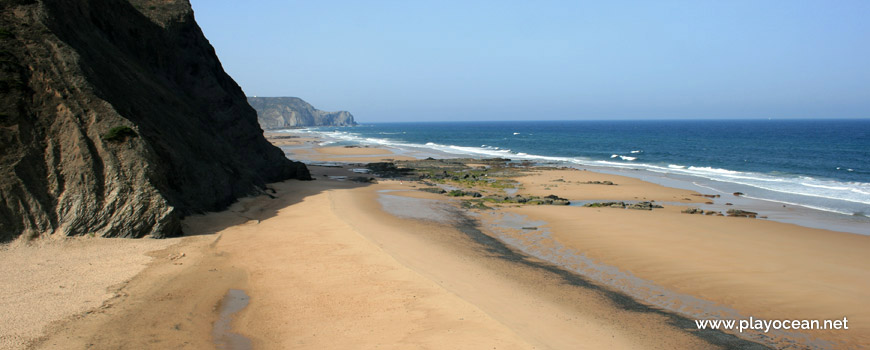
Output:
[
  {"xmin": 275, "ymin": 127, "xmax": 869, "ymax": 236},
  {"xmin": 2, "ymin": 132, "xmax": 865, "ymax": 349},
  {"xmin": 275, "ymin": 132, "xmax": 869, "ymax": 348}
]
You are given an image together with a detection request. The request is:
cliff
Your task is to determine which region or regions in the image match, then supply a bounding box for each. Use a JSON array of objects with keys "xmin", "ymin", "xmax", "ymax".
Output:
[
  {"xmin": 0, "ymin": 0, "xmax": 311, "ymax": 242},
  {"xmin": 247, "ymin": 97, "xmax": 357, "ymax": 129}
]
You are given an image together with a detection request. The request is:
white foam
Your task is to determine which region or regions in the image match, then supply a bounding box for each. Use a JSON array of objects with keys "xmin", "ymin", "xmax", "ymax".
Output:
[
  {"xmin": 687, "ymin": 166, "xmax": 741, "ymax": 175},
  {"xmin": 654, "ymin": 165, "xmax": 870, "ymax": 206},
  {"xmin": 802, "ymin": 183, "xmax": 850, "ymax": 191},
  {"xmin": 691, "ymin": 182, "xmax": 725, "ymax": 194},
  {"xmin": 300, "ymin": 128, "xmax": 870, "ymax": 212},
  {"xmin": 741, "ymin": 195, "xmax": 855, "ymax": 216}
]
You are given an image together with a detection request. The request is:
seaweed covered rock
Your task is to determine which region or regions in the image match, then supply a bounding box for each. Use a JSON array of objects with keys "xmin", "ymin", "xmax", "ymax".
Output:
[
  {"xmin": 727, "ymin": 209, "xmax": 758, "ymax": 218},
  {"xmin": 365, "ymin": 162, "xmax": 414, "ymax": 178}
]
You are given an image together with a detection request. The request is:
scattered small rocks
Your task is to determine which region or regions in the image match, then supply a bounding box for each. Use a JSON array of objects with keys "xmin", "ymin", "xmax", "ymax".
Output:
[
  {"xmin": 349, "ymin": 176, "xmax": 377, "ymax": 183},
  {"xmin": 505, "ymin": 194, "xmax": 569, "ymax": 205},
  {"xmin": 168, "ymin": 252, "xmax": 185, "ymax": 261},
  {"xmin": 627, "ymin": 201, "xmax": 664, "ymax": 210},
  {"xmin": 447, "ymin": 190, "xmax": 482, "ymax": 197},
  {"xmin": 583, "ymin": 180, "xmax": 616, "ymax": 185},
  {"xmin": 460, "ymin": 200, "xmax": 490, "ymax": 210},
  {"xmin": 584, "ymin": 201, "xmax": 663, "ymax": 210},
  {"xmin": 365, "ymin": 162, "xmax": 414, "ymax": 178}
]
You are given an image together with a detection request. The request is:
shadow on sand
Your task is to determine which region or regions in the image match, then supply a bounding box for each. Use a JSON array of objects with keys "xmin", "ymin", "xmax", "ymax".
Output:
[{"xmin": 451, "ymin": 211, "xmax": 777, "ymax": 350}]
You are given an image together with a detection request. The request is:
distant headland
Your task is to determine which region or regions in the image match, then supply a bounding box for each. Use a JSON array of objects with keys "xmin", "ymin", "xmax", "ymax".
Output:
[{"xmin": 247, "ymin": 96, "xmax": 357, "ymax": 129}]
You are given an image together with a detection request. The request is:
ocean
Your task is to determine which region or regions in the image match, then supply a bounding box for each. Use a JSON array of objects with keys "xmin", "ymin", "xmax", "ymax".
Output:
[{"xmin": 288, "ymin": 119, "xmax": 870, "ymax": 234}]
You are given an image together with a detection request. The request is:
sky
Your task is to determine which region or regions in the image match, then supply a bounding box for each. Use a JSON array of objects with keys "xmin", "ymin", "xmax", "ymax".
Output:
[{"xmin": 189, "ymin": 1, "xmax": 870, "ymax": 122}]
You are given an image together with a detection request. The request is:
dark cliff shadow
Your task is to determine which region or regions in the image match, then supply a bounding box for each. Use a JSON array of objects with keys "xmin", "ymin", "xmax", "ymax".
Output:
[
  {"xmin": 179, "ymin": 167, "xmax": 373, "ymax": 238},
  {"xmin": 36, "ymin": 0, "xmax": 309, "ymax": 239}
]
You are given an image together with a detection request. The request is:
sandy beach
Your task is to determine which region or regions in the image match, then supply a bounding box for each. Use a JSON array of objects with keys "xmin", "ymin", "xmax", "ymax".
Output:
[
  {"xmin": 0, "ymin": 237, "xmax": 176, "ymax": 350},
  {"xmin": 6, "ymin": 0, "xmax": 866, "ymax": 349},
  {"xmin": 2, "ymin": 134, "xmax": 867, "ymax": 349}
]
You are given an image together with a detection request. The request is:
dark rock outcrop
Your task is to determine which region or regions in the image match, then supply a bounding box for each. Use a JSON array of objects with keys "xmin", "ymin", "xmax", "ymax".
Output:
[
  {"xmin": 0, "ymin": 0, "xmax": 310, "ymax": 241},
  {"xmin": 626, "ymin": 201, "xmax": 663, "ymax": 210},
  {"xmin": 447, "ymin": 190, "xmax": 482, "ymax": 198},
  {"xmin": 365, "ymin": 162, "xmax": 413, "ymax": 178},
  {"xmin": 418, "ymin": 187, "xmax": 447, "ymax": 194},
  {"xmin": 584, "ymin": 201, "xmax": 663, "ymax": 210},
  {"xmin": 484, "ymin": 194, "xmax": 569, "ymax": 206},
  {"xmin": 247, "ymin": 96, "xmax": 356, "ymax": 128},
  {"xmin": 727, "ymin": 209, "xmax": 758, "ymax": 218},
  {"xmin": 542, "ymin": 194, "xmax": 570, "ymax": 206},
  {"xmin": 681, "ymin": 208, "xmax": 704, "ymax": 215}
]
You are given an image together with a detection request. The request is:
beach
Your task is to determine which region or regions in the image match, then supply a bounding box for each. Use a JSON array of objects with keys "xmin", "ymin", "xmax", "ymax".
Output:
[{"xmin": 2, "ymin": 133, "xmax": 867, "ymax": 349}]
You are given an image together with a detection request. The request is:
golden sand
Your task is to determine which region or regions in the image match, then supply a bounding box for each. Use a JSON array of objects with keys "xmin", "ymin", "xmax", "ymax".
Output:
[{"xmin": 8, "ymin": 136, "xmax": 866, "ymax": 349}]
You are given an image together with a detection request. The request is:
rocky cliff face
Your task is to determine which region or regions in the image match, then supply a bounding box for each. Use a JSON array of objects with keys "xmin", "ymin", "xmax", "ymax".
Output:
[
  {"xmin": 0, "ymin": 0, "xmax": 310, "ymax": 241},
  {"xmin": 247, "ymin": 97, "xmax": 357, "ymax": 129}
]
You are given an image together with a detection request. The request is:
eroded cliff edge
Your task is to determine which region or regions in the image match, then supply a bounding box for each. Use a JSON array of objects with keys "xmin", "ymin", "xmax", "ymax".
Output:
[
  {"xmin": 0, "ymin": 0, "xmax": 311, "ymax": 241},
  {"xmin": 248, "ymin": 96, "xmax": 357, "ymax": 128}
]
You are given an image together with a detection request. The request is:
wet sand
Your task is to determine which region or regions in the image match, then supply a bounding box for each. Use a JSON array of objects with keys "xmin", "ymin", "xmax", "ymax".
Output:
[
  {"xmin": 481, "ymin": 168, "xmax": 870, "ymax": 348},
  {"xmin": 26, "ymin": 173, "xmax": 741, "ymax": 349},
  {"xmin": 285, "ymin": 140, "xmax": 870, "ymax": 348},
  {"xmin": 8, "ymin": 135, "xmax": 867, "ymax": 349},
  {"xmin": 514, "ymin": 168, "xmax": 705, "ymax": 203}
]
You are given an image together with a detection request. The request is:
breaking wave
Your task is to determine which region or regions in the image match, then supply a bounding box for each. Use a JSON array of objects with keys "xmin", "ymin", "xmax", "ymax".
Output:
[{"xmin": 287, "ymin": 128, "xmax": 870, "ymax": 217}]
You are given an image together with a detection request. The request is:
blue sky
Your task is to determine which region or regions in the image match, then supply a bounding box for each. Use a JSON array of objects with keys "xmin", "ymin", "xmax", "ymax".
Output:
[{"xmin": 189, "ymin": 1, "xmax": 870, "ymax": 122}]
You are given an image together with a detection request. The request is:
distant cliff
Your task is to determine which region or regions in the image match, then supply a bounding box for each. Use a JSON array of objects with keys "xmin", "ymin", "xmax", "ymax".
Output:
[
  {"xmin": 247, "ymin": 97, "xmax": 357, "ymax": 129},
  {"xmin": 0, "ymin": 0, "xmax": 310, "ymax": 241}
]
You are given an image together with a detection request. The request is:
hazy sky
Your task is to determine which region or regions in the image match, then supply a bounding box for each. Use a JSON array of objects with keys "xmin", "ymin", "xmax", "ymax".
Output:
[{"xmin": 189, "ymin": 1, "xmax": 870, "ymax": 122}]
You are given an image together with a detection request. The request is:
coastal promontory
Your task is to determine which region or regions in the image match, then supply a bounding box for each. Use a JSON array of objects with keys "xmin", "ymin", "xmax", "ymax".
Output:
[
  {"xmin": 247, "ymin": 96, "xmax": 357, "ymax": 128},
  {"xmin": 0, "ymin": 0, "xmax": 310, "ymax": 242}
]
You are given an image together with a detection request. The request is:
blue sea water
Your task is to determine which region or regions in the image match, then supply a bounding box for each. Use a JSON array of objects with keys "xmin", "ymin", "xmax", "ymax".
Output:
[{"xmin": 293, "ymin": 119, "xmax": 870, "ymax": 233}]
